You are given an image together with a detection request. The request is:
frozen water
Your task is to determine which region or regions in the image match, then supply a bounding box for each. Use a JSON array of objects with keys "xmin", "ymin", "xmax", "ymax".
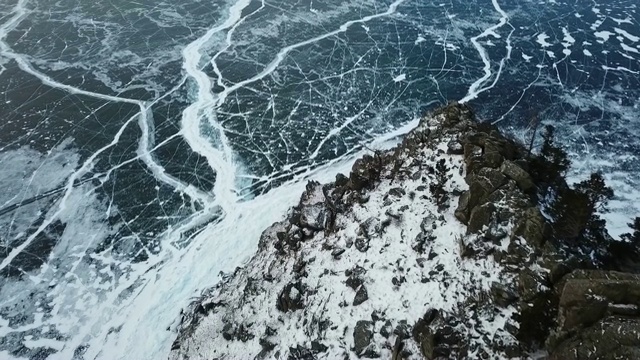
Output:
[{"xmin": 0, "ymin": 0, "xmax": 638, "ymax": 359}]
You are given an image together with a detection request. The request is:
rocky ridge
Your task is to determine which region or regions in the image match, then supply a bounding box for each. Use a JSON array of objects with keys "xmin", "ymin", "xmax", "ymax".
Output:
[{"xmin": 169, "ymin": 103, "xmax": 640, "ymax": 360}]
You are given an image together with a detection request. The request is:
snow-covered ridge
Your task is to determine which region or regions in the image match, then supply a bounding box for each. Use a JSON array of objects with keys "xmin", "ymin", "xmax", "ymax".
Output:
[{"xmin": 168, "ymin": 103, "xmax": 640, "ymax": 359}]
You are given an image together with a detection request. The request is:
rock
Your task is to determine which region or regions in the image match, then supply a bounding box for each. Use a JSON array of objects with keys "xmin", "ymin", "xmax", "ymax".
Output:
[
  {"xmin": 359, "ymin": 218, "xmax": 381, "ymax": 239},
  {"xmin": 412, "ymin": 317, "xmax": 435, "ymax": 359},
  {"xmin": 288, "ymin": 345, "xmax": 314, "ymax": 360},
  {"xmin": 447, "ymin": 139, "xmax": 464, "ymax": 155},
  {"xmin": 355, "ymin": 237, "xmax": 370, "ymax": 252},
  {"xmin": 512, "ymin": 207, "xmax": 547, "ymax": 248},
  {"xmin": 276, "ymin": 282, "xmax": 306, "ymax": 312},
  {"xmin": 222, "ymin": 323, "xmax": 235, "ymax": 341},
  {"xmin": 467, "ymin": 202, "xmax": 496, "ymax": 234},
  {"xmin": 299, "ymin": 204, "xmax": 326, "ymax": 231},
  {"xmin": 454, "ymin": 191, "xmax": 471, "ymax": 224},
  {"xmin": 380, "ymin": 320, "xmax": 393, "ymax": 338},
  {"xmin": 346, "ymin": 274, "xmax": 364, "ymax": 290},
  {"xmin": 500, "ymin": 160, "xmax": 534, "ymax": 192},
  {"xmin": 349, "ymin": 155, "xmax": 381, "ymax": 191},
  {"xmin": 483, "ymin": 139, "xmax": 504, "ymax": 168},
  {"xmin": 353, "ymin": 320, "xmax": 374, "ymax": 356},
  {"xmin": 353, "ymin": 286, "xmax": 369, "ymax": 306},
  {"xmin": 387, "ymin": 187, "xmax": 406, "ymax": 198},
  {"xmin": 394, "ymin": 320, "xmax": 411, "ymax": 339},
  {"xmin": 331, "ymin": 248, "xmax": 346, "ymax": 259},
  {"xmin": 469, "ymin": 167, "xmax": 507, "ymax": 194},
  {"xmin": 549, "ymin": 316, "xmax": 640, "ymax": 360},
  {"xmin": 490, "ymin": 282, "xmax": 518, "ymax": 307},
  {"xmin": 310, "ymin": 341, "xmax": 328, "ymax": 353},
  {"xmin": 556, "ymin": 270, "xmax": 640, "ymax": 333}
]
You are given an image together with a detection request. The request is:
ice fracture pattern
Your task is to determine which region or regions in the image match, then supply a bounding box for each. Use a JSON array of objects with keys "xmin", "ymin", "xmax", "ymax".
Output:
[{"xmin": 0, "ymin": 0, "xmax": 638, "ymax": 358}]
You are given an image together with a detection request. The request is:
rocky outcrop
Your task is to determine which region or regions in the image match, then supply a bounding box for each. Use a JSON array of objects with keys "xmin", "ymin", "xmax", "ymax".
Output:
[
  {"xmin": 546, "ymin": 270, "xmax": 640, "ymax": 360},
  {"xmin": 168, "ymin": 103, "xmax": 640, "ymax": 360}
]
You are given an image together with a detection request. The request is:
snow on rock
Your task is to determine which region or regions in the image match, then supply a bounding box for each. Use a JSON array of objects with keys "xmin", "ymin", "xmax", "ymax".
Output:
[{"xmin": 168, "ymin": 104, "xmax": 557, "ymax": 359}]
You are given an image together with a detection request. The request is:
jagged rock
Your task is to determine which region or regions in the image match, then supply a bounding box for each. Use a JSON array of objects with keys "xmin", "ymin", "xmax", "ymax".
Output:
[
  {"xmin": 483, "ymin": 138, "xmax": 504, "ymax": 168},
  {"xmin": 355, "ymin": 237, "xmax": 370, "ymax": 252},
  {"xmin": 387, "ymin": 187, "xmax": 406, "ymax": 198},
  {"xmin": 394, "ymin": 320, "xmax": 411, "ymax": 339},
  {"xmin": 299, "ymin": 204, "xmax": 326, "ymax": 231},
  {"xmin": 311, "ymin": 340, "xmax": 328, "ymax": 353},
  {"xmin": 288, "ymin": 345, "xmax": 314, "ymax": 360},
  {"xmin": 353, "ymin": 320, "xmax": 374, "ymax": 356},
  {"xmin": 518, "ymin": 268, "xmax": 548, "ymax": 302},
  {"xmin": 469, "ymin": 167, "xmax": 507, "ymax": 194},
  {"xmin": 549, "ymin": 317, "xmax": 640, "ymax": 360},
  {"xmin": 555, "ymin": 270, "xmax": 640, "ymax": 333},
  {"xmin": 380, "ymin": 320, "xmax": 393, "ymax": 338},
  {"xmin": 353, "ymin": 286, "xmax": 369, "ymax": 306},
  {"xmin": 349, "ymin": 155, "xmax": 383, "ymax": 191},
  {"xmin": 276, "ymin": 282, "xmax": 306, "ymax": 312},
  {"xmin": 491, "ymin": 282, "xmax": 518, "ymax": 307},
  {"xmin": 359, "ymin": 217, "xmax": 381, "ymax": 239},
  {"xmin": 447, "ymin": 139, "xmax": 464, "ymax": 155},
  {"xmin": 454, "ymin": 191, "xmax": 471, "ymax": 224},
  {"xmin": 412, "ymin": 310, "xmax": 438, "ymax": 359},
  {"xmin": 467, "ymin": 203, "xmax": 496, "ymax": 234},
  {"xmin": 331, "ymin": 248, "xmax": 345, "ymax": 259},
  {"xmin": 512, "ymin": 207, "xmax": 547, "ymax": 248},
  {"xmin": 500, "ymin": 160, "xmax": 534, "ymax": 192}
]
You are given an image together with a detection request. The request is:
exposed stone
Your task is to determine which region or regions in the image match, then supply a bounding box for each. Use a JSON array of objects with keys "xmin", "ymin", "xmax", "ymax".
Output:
[
  {"xmin": 490, "ymin": 282, "xmax": 518, "ymax": 307},
  {"xmin": 512, "ymin": 207, "xmax": 547, "ymax": 248},
  {"xmin": 276, "ymin": 282, "xmax": 306, "ymax": 312},
  {"xmin": 299, "ymin": 204, "xmax": 326, "ymax": 231},
  {"xmin": 549, "ymin": 317, "xmax": 640, "ymax": 360},
  {"xmin": 500, "ymin": 160, "xmax": 534, "ymax": 192},
  {"xmin": 353, "ymin": 320, "xmax": 374, "ymax": 356},
  {"xmin": 467, "ymin": 203, "xmax": 496, "ymax": 234},
  {"xmin": 353, "ymin": 286, "xmax": 369, "ymax": 306}
]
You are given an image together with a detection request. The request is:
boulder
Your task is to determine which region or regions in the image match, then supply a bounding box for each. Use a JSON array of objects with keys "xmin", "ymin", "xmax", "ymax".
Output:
[
  {"xmin": 500, "ymin": 160, "xmax": 534, "ymax": 192},
  {"xmin": 299, "ymin": 204, "xmax": 326, "ymax": 231},
  {"xmin": 549, "ymin": 316, "xmax": 640, "ymax": 360},
  {"xmin": 353, "ymin": 286, "xmax": 369, "ymax": 306},
  {"xmin": 353, "ymin": 320, "xmax": 375, "ymax": 356},
  {"xmin": 467, "ymin": 203, "xmax": 496, "ymax": 234},
  {"xmin": 512, "ymin": 207, "xmax": 547, "ymax": 248}
]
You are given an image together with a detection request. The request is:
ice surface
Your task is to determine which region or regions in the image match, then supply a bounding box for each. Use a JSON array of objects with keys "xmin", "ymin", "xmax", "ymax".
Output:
[{"xmin": 0, "ymin": 0, "xmax": 638, "ymax": 358}]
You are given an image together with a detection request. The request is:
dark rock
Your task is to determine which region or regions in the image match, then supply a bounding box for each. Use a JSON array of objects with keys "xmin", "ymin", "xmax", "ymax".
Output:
[
  {"xmin": 353, "ymin": 286, "xmax": 369, "ymax": 306},
  {"xmin": 277, "ymin": 282, "xmax": 306, "ymax": 312},
  {"xmin": 346, "ymin": 275, "xmax": 364, "ymax": 290},
  {"xmin": 412, "ymin": 316, "xmax": 435, "ymax": 359},
  {"xmin": 454, "ymin": 191, "xmax": 471, "ymax": 224},
  {"xmin": 467, "ymin": 202, "xmax": 496, "ymax": 234},
  {"xmin": 387, "ymin": 187, "xmax": 406, "ymax": 198},
  {"xmin": 331, "ymin": 248, "xmax": 346, "ymax": 259},
  {"xmin": 310, "ymin": 341, "xmax": 328, "ymax": 353},
  {"xmin": 394, "ymin": 320, "xmax": 411, "ymax": 339},
  {"xmin": 359, "ymin": 218, "xmax": 381, "ymax": 239},
  {"xmin": 483, "ymin": 139, "xmax": 504, "ymax": 168},
  {"xmin": 549, "ymin": 316, "xmax": 640, "ymax": 360},
  {"xmin": 500, "ymin": 160, "xmax": 534, "ymax": 192},
  {"xmin": 512, "ymin": 207, "xmax": 547, "ymax": 248},
  {"xmin": 299, "ymin": 204, "xmax": 326, "ymax": 231},
  {"xmin": 380, "ymin": 320, "xmax": 393, "ymax": 338},
  {"xmin": 447, "ymin": 139, "xmax": 464, "ymax": 155},
  {"xmin": 470, "ymin": 167, "xmax": 507, "ymax": 194},
  {"xmin": 491, "ymin": 282, "xmax": 518, "ymax": 307},
  {"xmin": 353, "ymin": 320, "xmax": 374, "ymax": 356},
  {"xmin": 355, "ymin": 237, "xmax": 370, "ymax": 252},
  {"xmin": 288, "ymin": 345, "xmax": 314, "ymax": 360},
  {"xmin": 222, "ymin": 323, "xmax": 235, "ymax": 341},
  {"xmin": 259, "ymin": 337, "xmax": 276, "ymax": 352}
]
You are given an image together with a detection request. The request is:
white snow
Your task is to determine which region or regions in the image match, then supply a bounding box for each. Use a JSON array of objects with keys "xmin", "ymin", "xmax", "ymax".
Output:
[{"xmin": 393, "ymin": 73, "xmax": 406, "ymax": 82}]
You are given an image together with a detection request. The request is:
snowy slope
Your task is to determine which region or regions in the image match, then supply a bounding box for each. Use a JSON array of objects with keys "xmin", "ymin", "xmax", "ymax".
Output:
[{"xmin": 170, "ymin": 105, "xmax": 526, "ymax": 359}]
